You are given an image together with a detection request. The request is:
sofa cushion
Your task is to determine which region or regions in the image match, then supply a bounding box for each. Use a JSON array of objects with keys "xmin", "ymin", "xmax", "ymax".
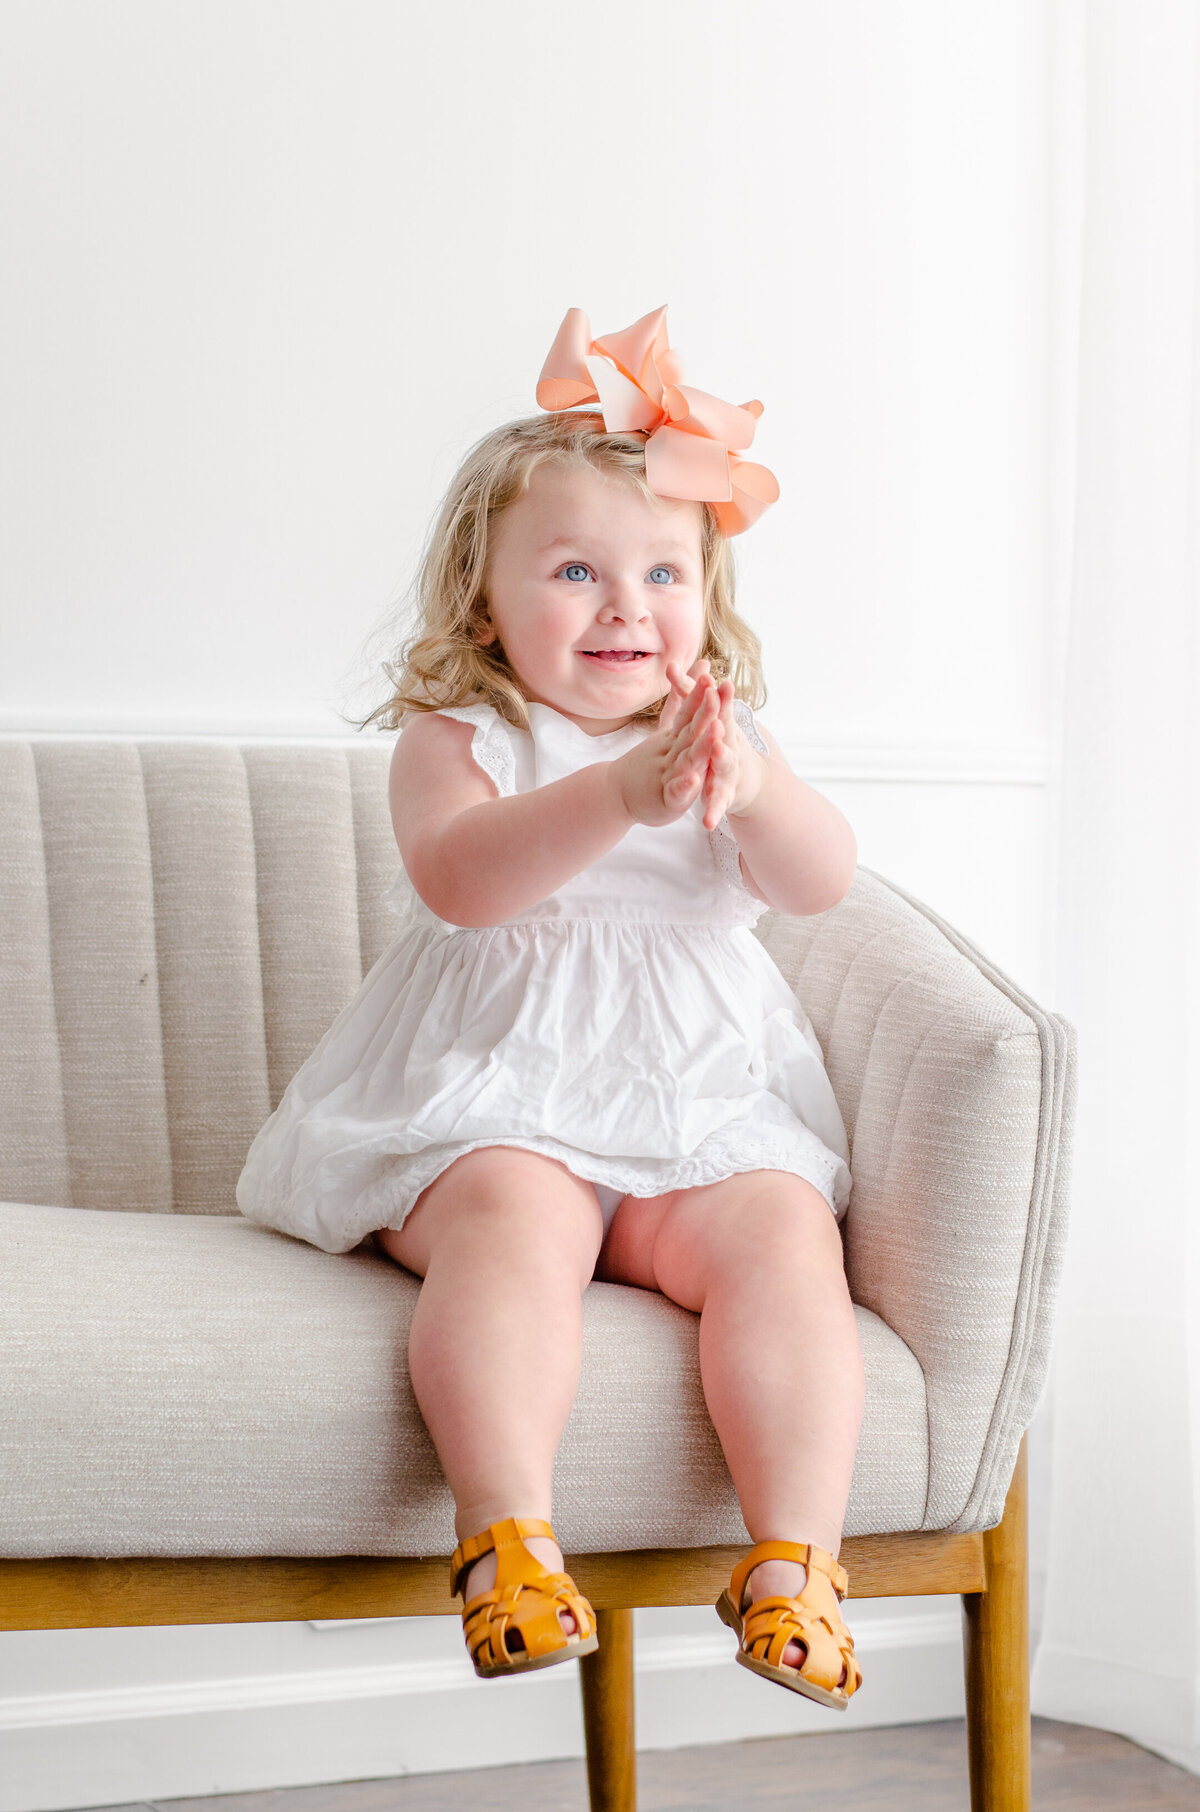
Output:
[{"xmin": 0, "ymin": 1201, "xmax": 927, "ymax": 1557}]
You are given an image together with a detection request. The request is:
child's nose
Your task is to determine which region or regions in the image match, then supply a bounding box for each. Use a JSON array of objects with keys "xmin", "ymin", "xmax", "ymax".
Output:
[{"xmin": 598, "ymin": 584, "xmax": 652, "ymax": 624}]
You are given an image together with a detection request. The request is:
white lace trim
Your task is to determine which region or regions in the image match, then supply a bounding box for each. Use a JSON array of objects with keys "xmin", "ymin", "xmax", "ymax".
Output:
[
  {"xmin": 732, "ymin": 697, "xmax": 769, "ymax": 758},
  {"xmin": 366, "ymin": 1128, "xmax": 851, "ymax": 1231},
  {"xmin": 258, "ymin": 1126, "xmax": 851, "ymax": 1251},
  {"xmin": 709, "ymin": 699, "xmax": 770, "ymax": 925},
  {"xmin": 430, "ymin": 703, "xmax": 517, "ymax": 798}
]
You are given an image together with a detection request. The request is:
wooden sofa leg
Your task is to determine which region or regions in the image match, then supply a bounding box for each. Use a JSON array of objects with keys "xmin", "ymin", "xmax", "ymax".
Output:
[
  {"xmin": 961, "ymin": 1431, "xmax": 1030, "ymax": 1812},
  {"xmin": 579, "ymin": 1605, "xmax": 637, "ymax": 1811}
]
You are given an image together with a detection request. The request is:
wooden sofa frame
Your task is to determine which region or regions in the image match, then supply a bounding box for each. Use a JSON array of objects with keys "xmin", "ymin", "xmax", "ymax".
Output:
[{"xmin": 1, "ymin": 1434, "xmax": 1030, "ymax": 1812}]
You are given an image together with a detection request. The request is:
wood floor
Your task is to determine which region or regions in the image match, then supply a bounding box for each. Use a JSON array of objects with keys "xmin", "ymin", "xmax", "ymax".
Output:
[{"xmin": 79, "ymin": 1718, "xmax": 1200, "ymax": 1811}]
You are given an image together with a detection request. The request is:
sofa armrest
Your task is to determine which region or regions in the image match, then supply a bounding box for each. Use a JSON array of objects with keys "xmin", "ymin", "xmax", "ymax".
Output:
[{"xmin": 755, "ymin": 866, "xmax": 1077, "ymax": 1533}]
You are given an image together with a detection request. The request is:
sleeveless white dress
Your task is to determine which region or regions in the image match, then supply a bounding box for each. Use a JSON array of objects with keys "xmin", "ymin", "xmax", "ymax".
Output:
[{"xmin": 235, "ymin": 698, "xmax": 853, "ymax": 1255}]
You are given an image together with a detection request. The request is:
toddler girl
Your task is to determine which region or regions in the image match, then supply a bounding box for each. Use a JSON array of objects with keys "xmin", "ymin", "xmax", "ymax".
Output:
[{"xmin": 236, "ymin": 306, "xmax": 864, "ymax": 1708}]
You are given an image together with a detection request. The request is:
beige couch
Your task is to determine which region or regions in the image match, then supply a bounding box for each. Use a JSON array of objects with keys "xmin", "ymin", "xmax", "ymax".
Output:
[{"xmin": 0, "ymin": 736, "xmax": 1077, "ymax": 1810}]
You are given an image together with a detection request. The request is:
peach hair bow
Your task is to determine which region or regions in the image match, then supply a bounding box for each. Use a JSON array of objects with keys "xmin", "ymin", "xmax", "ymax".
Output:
[{"xmin": 535, "ymin": 305, "xmax": 780, "ymax": 537}]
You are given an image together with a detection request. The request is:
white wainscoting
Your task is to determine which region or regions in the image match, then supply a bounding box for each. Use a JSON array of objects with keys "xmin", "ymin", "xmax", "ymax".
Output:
[{"xmin": 0, "ymin": 1599, "xmax": 974, "ymax": 1812}]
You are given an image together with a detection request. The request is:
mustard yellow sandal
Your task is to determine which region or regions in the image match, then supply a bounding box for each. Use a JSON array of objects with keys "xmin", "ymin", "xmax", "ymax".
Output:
[
  {"xmin": 716, "ymin": 1541, "xmax": 862, "ymax": 1710},
  {"xmin": 450, "ymin": 1516, "xmax": 599, "ymax": 1679}
]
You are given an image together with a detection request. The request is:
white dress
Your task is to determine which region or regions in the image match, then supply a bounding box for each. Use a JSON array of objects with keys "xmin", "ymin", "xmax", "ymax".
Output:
[{"xmin": 235, "ymin": 698, "xmax": 853, "ymax": 1255}]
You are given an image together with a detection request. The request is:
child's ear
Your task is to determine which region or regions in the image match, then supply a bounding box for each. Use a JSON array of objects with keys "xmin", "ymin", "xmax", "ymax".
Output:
[{"xmin": 473, "ymin": 608, "xmax": 497, "ymax": 647}]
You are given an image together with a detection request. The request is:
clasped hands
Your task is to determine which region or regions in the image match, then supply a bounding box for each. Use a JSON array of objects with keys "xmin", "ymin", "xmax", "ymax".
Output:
[{"xmin": 614, "ymin": 658, "xmax": 766, "ymax": 833}]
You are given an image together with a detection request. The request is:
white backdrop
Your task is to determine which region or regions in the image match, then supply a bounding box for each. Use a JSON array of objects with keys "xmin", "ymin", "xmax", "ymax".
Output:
[
  {"xmin": 0, "ymin": 1, "xmax": 1072, "ymax": 1804},
  {"xmin": 1032, "ymin": 0, "xmax": 1200, "ymax": 1774},
  {"xmin": 0, "ymin": 0, "xmax": 1046, "ymax": 753}
]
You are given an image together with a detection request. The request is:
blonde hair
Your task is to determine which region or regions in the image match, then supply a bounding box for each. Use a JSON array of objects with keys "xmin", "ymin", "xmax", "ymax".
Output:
[{"xmin": 347, "ymin": 411, "xmax": 766, "ymax": 734}]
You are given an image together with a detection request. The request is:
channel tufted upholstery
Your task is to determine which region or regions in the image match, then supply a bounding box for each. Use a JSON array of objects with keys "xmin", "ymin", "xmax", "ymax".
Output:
[{"xmin": 0, "ymin": 736, "xmax": 1075, "ymax": 1561}]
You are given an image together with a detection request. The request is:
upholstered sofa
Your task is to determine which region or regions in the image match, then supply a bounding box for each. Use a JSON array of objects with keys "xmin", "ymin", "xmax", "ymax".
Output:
[{"xmin": 0, "ymin": 735, "xmax": 1076, "ymax": 1812}]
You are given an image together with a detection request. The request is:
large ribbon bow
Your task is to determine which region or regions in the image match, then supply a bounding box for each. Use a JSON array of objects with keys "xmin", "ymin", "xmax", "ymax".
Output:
[{"xmin": 535, "ymin": 305, "xmax": 779, "ymax": 537}]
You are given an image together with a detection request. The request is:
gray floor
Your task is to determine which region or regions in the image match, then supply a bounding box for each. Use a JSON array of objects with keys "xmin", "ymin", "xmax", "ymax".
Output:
[{"xmin": 78, "ymin": 1718, "xmax": 1200, "ymax": 1811}]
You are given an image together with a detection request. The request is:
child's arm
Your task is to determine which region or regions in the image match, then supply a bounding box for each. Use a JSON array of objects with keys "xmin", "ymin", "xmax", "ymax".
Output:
[
  {"xmin": 696, "ymin": 674, "xmax": 858, "ymax": 916},
  {"xmin": 390, "ymin": 673, "xmax": 723, "ymax": 927}
]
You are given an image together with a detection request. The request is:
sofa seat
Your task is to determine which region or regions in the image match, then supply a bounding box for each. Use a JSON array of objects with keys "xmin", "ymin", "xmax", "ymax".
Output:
[{"xmin": 1, "ymin": 1200, "xmax": 928, "ymax": 1558}]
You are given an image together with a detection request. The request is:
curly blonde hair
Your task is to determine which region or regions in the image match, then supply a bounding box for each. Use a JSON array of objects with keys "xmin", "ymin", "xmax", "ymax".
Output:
[{"xmin": 347, "ymin": 411, "xmax": 766, "ymax": 733}]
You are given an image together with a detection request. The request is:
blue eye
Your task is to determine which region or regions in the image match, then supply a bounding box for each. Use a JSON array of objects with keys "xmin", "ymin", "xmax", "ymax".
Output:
[
  {"xmin": 562, "ymin": 563, "xmax": 591, "ymax": 582},
  {"xmin": 648, "ymin": 566, "xmax": 675, "ymax": 584}
]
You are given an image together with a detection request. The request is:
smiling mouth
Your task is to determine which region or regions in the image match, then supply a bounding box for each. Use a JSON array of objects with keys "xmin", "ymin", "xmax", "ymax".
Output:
[{"xmin": 578, "ymin": 650, "xmax": 652, "ymax": 662}]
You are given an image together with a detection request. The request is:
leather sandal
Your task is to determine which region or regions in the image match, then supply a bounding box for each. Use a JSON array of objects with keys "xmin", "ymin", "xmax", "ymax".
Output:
[
  {"xmin": 716, "ymin": 1540, "xmax": 862, "ymax": 1710},
  {"xmin": 450, "ymin": 1515, "xmax": 599, "ymax": 1679}
]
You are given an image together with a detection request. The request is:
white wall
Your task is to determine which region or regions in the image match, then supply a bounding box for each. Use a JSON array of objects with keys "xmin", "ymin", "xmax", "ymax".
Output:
[{"xmin": 0, "ymin": 1, "xmax": 1055, "ymax": 1804}]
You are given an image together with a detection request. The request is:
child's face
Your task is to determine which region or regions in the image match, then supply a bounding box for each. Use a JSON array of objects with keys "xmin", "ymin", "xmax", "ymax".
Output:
[{"xmin": 479, "ymin": 461, "xmax": 707, "ymax": 735}]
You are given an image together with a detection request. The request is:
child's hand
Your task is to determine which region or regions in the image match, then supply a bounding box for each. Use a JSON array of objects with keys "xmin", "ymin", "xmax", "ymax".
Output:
[
  {"xmin": 660, "ymin": 660, "xmax": 767, "ymax": 831},
  {"xmin": 612, "ymin": 660, "xmax": 724, "ymax": 827},
  {"xmin": 698, "ymin": 675, "xmax": 767, "ymax": 830}
]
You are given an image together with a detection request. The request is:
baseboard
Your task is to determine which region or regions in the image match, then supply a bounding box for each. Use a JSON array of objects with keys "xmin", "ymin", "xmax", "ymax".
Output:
[
  {"xmin": 1031, "ymin": 1639, "xmax": 1200, "ymax": 1775},
  {"xmin": 0, "ymin": 1611, "xmax": 966, "ymax": 1812}
]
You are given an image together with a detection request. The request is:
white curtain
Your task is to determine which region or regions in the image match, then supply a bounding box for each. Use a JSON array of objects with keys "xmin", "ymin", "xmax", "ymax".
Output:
[{"xmin": 1031, "ymin": 0, "xmax": 1200, "ymax": 1771}]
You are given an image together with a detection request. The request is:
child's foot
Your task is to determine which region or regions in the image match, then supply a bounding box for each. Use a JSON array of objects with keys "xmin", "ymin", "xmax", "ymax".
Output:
[
  {"xmin": 742, "ymin": 1557, "xmax": 850, "ymax": 1690},
  {"xmin": 462, "ymin": 1535, "xmax": 578, "ymax": 1649}
]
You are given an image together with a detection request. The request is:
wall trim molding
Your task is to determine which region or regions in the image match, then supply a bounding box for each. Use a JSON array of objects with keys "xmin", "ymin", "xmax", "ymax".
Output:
[
  {"xmin": 0, "ymin": 1613, "xmax": 954, "ymax": 1732},
  {"xmin": 0, "ymin": 721, "xmax": 1051, "ymax": 786},
  {"xmin": 778, "ymin": 738, "xmax": 1049, "ymax": 785},
  {"xmin": 0, "ymin": 1612, "xmax": 965, "ymax": 1812}
]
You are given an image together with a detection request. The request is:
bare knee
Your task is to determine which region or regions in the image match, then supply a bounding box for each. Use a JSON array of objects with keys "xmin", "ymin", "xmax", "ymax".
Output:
[
  {"xmin": 740, "ymin": 1179, "xmax": 844, "ymax": 1260},
  {"xmin": 653, "ymin": 1174, "xmax": 846, "ymax": 1307},
  {"xmin": 378, "ymin": 1147, "xmax": 604, "ymax": 1286}
]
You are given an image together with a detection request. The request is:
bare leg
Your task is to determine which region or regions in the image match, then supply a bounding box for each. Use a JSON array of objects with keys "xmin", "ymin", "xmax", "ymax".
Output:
[
  {"xmin": 599, "ymin": 1170, "xmax": 864, "ymax": 1671},
  {"xmin": 377, "ymin": 1146, "xmax": 605, "ymax": 1634}
]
